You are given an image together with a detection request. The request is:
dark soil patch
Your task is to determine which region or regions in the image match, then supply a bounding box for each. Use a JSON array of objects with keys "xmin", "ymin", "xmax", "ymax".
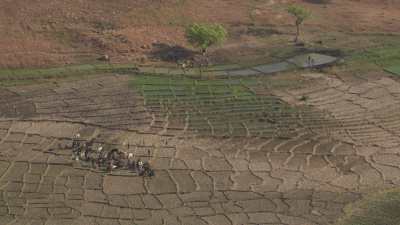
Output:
[{"xmin": 149, "ymin": 43, "xmax": 196, "ymax": 63}]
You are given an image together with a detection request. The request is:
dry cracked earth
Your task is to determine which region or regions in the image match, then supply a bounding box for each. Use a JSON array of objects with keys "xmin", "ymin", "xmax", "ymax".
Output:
[{"xmin": 1, "ymin": 72, "xmax": 400, "ymax": 225}]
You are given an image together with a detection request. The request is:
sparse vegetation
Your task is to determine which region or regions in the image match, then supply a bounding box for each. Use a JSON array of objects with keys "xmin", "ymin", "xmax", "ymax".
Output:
[
  {"xmin": 337, "ymin": 189, "xmax": 400, "ymax": 225},
  {"xmin": 93, "ymin": 20, "xmax": 117, "ymax": 32}
]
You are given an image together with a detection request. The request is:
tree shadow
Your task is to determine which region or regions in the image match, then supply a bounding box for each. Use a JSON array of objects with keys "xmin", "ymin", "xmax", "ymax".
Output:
[{"xmin": 149, "ymin": 43, "xmax": 197, "ymax": 63}]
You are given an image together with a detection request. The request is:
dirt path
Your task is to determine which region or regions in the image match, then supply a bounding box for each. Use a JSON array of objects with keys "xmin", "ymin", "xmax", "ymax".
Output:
[{"xmin": 137, "ymin": 53, "xmax": 338, "ymax": 77}]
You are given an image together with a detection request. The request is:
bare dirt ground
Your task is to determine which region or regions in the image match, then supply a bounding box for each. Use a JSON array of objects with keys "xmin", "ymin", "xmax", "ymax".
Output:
[
  {"xmin": 0, "ymin": 0, "xmax": 399, "ymax": 68},
  {"xmin": 0, "ymin": 71, "xmax": 400, "ymax": 224}
]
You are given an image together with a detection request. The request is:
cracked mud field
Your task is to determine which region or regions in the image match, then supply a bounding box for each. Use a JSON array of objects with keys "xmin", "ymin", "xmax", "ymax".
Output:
[{"xmin": 1, "ymin": 72, "xmax": 400, "ymax": 225}]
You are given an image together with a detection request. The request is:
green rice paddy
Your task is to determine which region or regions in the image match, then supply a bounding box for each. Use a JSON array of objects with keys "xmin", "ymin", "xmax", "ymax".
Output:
[{"xmin": 130, "ymin": 74, "xmax": 334, "ymax": 137}]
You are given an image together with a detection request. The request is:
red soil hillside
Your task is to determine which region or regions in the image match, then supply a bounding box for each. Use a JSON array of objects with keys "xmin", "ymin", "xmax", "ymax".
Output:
[{"xmin": 0, "ymin": 0, "xmax": 399, "ymax": 68}]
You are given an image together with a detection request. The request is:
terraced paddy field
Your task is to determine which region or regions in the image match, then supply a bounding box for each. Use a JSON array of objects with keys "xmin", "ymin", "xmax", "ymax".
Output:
[{"xmin": 1, "ymin": 69, "xmax": 400, "ymax": 225}]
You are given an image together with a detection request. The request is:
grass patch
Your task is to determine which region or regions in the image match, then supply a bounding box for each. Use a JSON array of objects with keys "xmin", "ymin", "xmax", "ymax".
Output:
[
  {"xmin": 385, "ymin": 65, "xmax": 400, "ymax": 76},
  {"xmin": 337, "ymin": 189, "xmax": 400, "ymax": 225},
  {"xmin": 340, "ymin": 37, "xmax": 400, "ymax": 73},
  {"xmin": 350, "ymin": 47, "xmax": 400, "ymax": 67},
  {"xmin": 0, "ymin": 63, "xmax": 138, "ymax": 86}
]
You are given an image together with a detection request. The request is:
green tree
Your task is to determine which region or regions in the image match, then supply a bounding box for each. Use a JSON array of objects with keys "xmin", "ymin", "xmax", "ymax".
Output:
[
  {"xmin": 287, "ymin": 5, "xmax": 311, "ymax": 43},
  {"xmin": 186, "ymin": 23, "xmax": 227, "ymax": 56}
]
